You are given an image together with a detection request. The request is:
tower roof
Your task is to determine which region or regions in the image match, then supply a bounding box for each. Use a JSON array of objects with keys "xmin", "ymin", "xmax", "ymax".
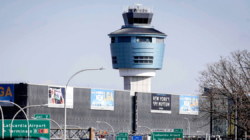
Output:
[
  {"xmin": 122, "ymin": 4, "xmax": 153, "ymax": 26},
  {"xmin": 108, "ymin": 27, "xmax": 167, "ymax": 36}
]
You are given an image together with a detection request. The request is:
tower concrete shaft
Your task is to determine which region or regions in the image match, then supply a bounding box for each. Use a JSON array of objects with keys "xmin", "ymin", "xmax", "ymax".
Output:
[
  {"xmin": 124, "ymin": 77, "xmax": 151, "ymax": 92},
  {"xmin": 119, "ymin": 68, "xmax": 155, "ymax": 92}
]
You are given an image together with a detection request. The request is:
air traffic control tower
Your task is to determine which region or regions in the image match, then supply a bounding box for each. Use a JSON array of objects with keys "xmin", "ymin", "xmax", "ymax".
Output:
[{"xmin": 109, "ymin": 4, "xmax": 167, "ymax": 92}]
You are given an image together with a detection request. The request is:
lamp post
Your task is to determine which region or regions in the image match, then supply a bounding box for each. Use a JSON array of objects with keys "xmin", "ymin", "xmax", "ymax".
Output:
[
  {"xmin": 10, "ymin": 104, "xmax": 48, "ymax": 138},
  {"xmin": 184, "ymin": 118, "xmax": 190, "ymax": 137},
  {"xmin": 0, "ymin": 100, "xmax": 29, "ymax": 138},
  {"xmin": 31, "ymin": 117, "xmax": 63, "ymax": 139},
  {"xmin": 0, "ymin": 106, "xmax": 4, "ymax": 139},
  {"xmin": 96, "ymin": 121, "xmax": 115, "ymax": 140},
  {"xmin": 138, "ymin": 126, "xmax": 153, "ymax": 140},
  {"xmin": 64, "ymin": 67, "xmax": 105, "ymax": 140}
]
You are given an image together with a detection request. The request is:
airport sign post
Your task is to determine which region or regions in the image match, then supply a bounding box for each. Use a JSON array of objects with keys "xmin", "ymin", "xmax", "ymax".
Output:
[
  {"xmin": 117, "ymin": 132, "xmax": 128, "ymax": 140},
  {"xmin": 0, "ymin": 120, "xmax": 50, "ymax": 139},
  {"xmin": 152, "ymin": 129, "xmax": 183, "ymax": 140}
]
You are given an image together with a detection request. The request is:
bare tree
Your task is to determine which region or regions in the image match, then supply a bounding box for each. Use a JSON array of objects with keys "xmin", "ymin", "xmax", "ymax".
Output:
[{"xmin": 198, "ymin": 50, "xmax": 250, "ymax": 136}]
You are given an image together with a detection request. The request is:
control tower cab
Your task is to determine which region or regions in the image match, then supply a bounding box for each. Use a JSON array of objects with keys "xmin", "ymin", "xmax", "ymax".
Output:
[{"xmin": 108, "ymin": 4, "xmax": 167, "ymax": 92}]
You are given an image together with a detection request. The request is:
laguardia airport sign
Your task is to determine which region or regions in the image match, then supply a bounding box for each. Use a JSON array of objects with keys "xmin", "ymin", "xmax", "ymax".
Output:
[
  {"xmin": 152, "ymin": 129, "xmax": 183, "ymax": 140},
  {"xmin": 0, "ymin": 120, "xmax": 50, "ymax": 140}
]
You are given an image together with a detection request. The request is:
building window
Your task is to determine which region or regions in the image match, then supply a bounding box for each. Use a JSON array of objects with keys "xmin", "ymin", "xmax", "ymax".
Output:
[
  {"xmin": 128, "ymin": 18, "xmax": 149, "ymax": 24},
  {"xmin": 133, "ymin": 56, "xmax": 153, "ymax": 64},
  {"xmin": 112, "ymin": 56, "xmax": 117, "ymax": 64},
  {"xmin": 118, "ymin": 37, "xmax": 131, "ymax": 43},
  {"xmin": 134, "ymin": 56, "xmax": 153, "ymax": 60},
  {"xmin": 156, "ymin": 37, "xmax": 164, "ymax": 43},
  {"xmin": 136, "ymin": 37, "xmax": 152, "ymax": 43},
  {"xmin": 111, "ymin": 37, "xmax": 115, "ymax": 43}
]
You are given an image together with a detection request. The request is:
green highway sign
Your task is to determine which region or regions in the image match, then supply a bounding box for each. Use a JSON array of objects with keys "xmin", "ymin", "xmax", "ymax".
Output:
[
  {"xmin": 174, "ymin": 129, "xmax": 183, "ymax": 133},
  {"xmin": 34, "ymin": 114, "xmax": 50, "ymax": 119},
  {"xmin": 152, "ymin": 131, "xmax": 183, "ymax": 140},
  {"xmin": 117, "ymin": 132, "xmax": 128, "ymax": 140},
  {"xmin": 116, "ymin": 136, "xmax": 128, "ymax": 140},
  {"xmin": 0, "ymin": 120, "xmax": 50, "ymax": 140},
  {"xmin": 119, "ymin": 132, "xmax": 128, "ymax": 136}
]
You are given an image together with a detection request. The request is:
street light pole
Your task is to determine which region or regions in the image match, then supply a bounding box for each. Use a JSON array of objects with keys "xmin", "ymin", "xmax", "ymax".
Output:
[
  {"xmin": 0, "ymin": 106, "xmax": 4, "ymax": 139},
  {"xmin": 96, "ymin": 121, "xmax": 115, "ymax": 140},
  {"xmin": 64, "ymin": 67, "xmax": 105, "ymax": 140},
  {"xmin": 184, "ymin": 118, "xmax": 190, "ymax": 136},
  {"xmin": 10, "ymin": 104, "xmax": 48, "ymax": 138},
  {"xmin": 0, "ymin": 100, "xmax": 29, "ymax": 138}
]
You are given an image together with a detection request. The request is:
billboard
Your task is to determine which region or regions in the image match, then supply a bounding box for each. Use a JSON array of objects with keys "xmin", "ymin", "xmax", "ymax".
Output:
[
  {"xmin": 179, "ymin": 95, "xmax": 199, "ymax": 115},
  {"xmin": 0, "ymin": 84, "xmax": 14, "ymax": 106},
  {"xmin": 151, "ymin": 93, "xmax": 171, "ymax": 114},
  {"xmin": 48, "ymin": 86, "xmax": 73, "ymax": 108},
  {"xmin": 91, "ymin": 89, "xmax": 114, "ymax": 110}
]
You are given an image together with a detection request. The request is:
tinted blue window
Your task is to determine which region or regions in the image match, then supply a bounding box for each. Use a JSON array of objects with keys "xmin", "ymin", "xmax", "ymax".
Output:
[
  {"xmin": 111, "ymin": 37, "xmax": 115, "ymax": 43},
  {"xmin": 118, "ymin": 37, "xmax": 131, "ymax": 42},
  {"xmin": 136, "ymin": 37, "xmax": 152, "ymax": 43}
]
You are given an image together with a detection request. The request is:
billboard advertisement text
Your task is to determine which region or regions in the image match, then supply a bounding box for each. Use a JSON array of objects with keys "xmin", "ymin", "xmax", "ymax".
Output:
[
  {"xmin": 91, "ymin": 89, "xmax": 114, "ymax": 110},
  {"xmin": 151, "ymin": 93, "xmax": 171, "ymax": 114},
  {"xmin": 179, "ymin": 95, "xmax": 199, "ymax": 115},
  {"xmin": 0, "ymin": 84, "xmax": 14, "ymax": 106}
]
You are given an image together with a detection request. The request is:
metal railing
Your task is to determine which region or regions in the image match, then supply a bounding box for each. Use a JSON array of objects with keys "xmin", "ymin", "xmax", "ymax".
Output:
[{"xmin": 50, "ymin": 128, "xmax": 90, "ymax": 140}]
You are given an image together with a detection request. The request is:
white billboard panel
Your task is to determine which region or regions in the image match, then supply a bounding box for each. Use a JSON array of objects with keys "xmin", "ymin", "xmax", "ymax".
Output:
[{"xmin": 48, "ymin": 86, "xmax": 73, "ymax": 108}]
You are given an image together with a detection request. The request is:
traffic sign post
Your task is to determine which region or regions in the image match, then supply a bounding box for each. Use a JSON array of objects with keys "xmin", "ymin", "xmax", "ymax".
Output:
[
  {"xmin": 34, "ymin": 114, "xmax": 50, "ymax": 119},
  {"xmin": 116, "ymin": 136, "xmax": 128, "ymax": 140},
  {"xmin": 174, "ymin": 129, "xmax": 183, "ymax": 133},
  {"xmin": 152, "ymin": 129, "xmax": 183, "ymax": 140},
  {"xmin": 119, "ymin": 133, "xmax": 128, "ymax": 136},
  {"xmin": 117, "ymin": 132, "xmax": 128, "ymax": 140},
  {"xmin": 0, "ymin": 120, "xmax": 50, "ymax": 139},
  {"xmin": 132, "ymin": 136, "xmax": 142, "ymax": 140}
]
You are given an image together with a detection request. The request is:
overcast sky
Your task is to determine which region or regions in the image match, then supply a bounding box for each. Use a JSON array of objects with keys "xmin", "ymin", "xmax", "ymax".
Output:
[{"xmin": 0, "ymin": 0, "xmax": 249, "ymax": 95}]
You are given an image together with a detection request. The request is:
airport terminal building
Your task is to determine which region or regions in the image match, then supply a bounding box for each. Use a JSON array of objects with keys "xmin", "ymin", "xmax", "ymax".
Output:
[{"xmin": 0, "ymin": 83, "xmax": 213, "ymax": 136}]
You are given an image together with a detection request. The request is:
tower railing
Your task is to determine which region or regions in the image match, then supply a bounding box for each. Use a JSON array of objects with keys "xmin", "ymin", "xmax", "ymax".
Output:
[{"xmin": 123, "ymin": 5, "xmax": 153, "ymax": 13}]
